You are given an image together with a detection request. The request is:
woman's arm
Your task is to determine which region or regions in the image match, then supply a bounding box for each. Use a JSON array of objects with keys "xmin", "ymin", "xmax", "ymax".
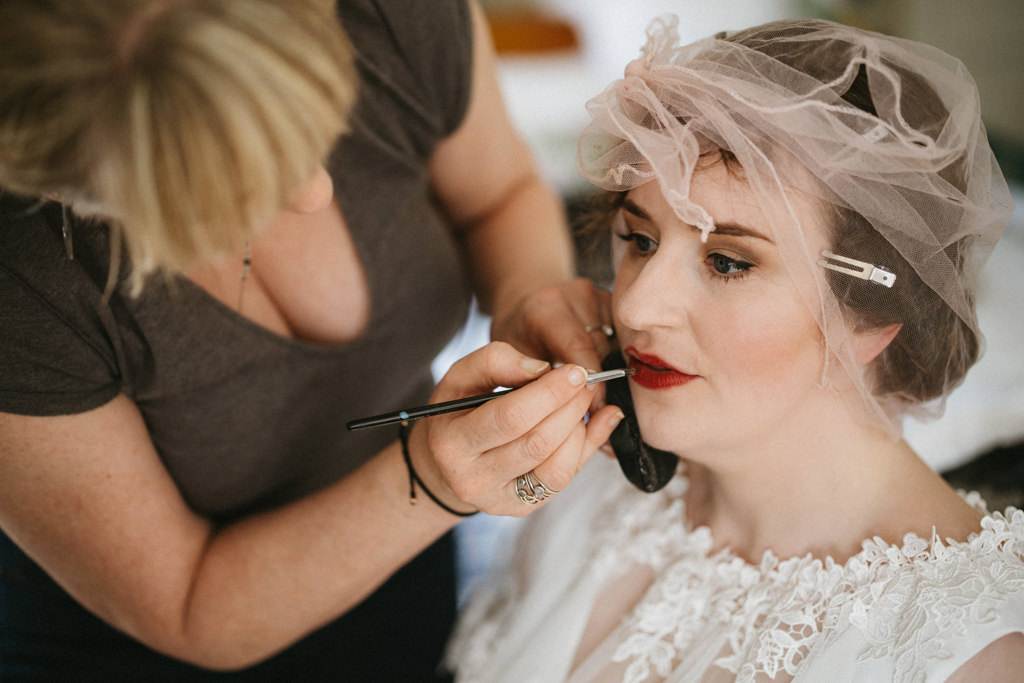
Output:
[
  {"xmin": 0, "ymin": 394, "xmax": 444, "ymax": 670},
  {"xmin": 430, "ymin": 1, "xmax": 614, "ymax": 374},
  {"xmin": 0, "ymin": 342, "xmax": 610, "ymax": 670}
]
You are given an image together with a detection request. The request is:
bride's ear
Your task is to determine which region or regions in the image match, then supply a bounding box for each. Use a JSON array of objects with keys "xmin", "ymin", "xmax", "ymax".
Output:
[{"xmin": 852, "ymin": 323, "xmax": 901, "ymax": 364}]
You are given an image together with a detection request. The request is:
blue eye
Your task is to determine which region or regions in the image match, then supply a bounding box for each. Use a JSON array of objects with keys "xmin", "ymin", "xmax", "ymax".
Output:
[
  {"xmin": 616, "ymin": 232, "xmax": 657, "ymax": 253},
  {"xmin": 708, "ymin": 253, "xmax": 752, "ymax": 276}
]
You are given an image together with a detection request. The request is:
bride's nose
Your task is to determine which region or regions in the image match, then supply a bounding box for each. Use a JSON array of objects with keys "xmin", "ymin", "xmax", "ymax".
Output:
[{"xmin": 614, "ymin": 253, "xmax": 690, "ymax": 333}]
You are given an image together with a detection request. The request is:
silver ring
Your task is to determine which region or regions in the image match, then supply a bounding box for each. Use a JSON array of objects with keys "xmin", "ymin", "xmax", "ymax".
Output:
[
  {"xmin": 584, "ymin": 324, "xmax": 615, "ymax": 338},
  {"xmin": 515, "ymin": 470, "xmax": 560, "ymax": 505}
]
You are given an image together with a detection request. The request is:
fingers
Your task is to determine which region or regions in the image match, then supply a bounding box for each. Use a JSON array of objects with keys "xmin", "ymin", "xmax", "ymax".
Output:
[
  {"xmin": 491, "ymin": 278, "xmax": 614, "ymax": 374},
  {"xmin": 418, "ymin": 344, "xmax": 593, "ymax": 509},
  {"xmin": 475, "ymin": 374, "xmax": 594, "ymax": 480},
  {"xmin": 509, "ymin": 401, "xmax": 623, "ymax": 491},
  {"xmin": 432, "ymin": 341, "xmax": 550, "ymax": 402},
  {"xmin": 456, "ymin": 395, "xmax": 624, "ymax": 517},
  {"xmin": 566, "ymin": 278, "xmax": 615, "ymax": 353},
  {"xmin": 497, "ymin": 403, "xmax": 624, "ymax": 516},
  {"xmin": 542, "ymin": 280, "xmax": 614, "ymax": 372},
  {"xmin": 449, "ymin": 361, "xmax": 591, "ymax": 455},
  {"xmin": 415, "ymin": 318, "xmax": 626, "ymax": 517},
  {"xmin": 579, "ymin": 404, "xmax": 625, "ymax": 470}
]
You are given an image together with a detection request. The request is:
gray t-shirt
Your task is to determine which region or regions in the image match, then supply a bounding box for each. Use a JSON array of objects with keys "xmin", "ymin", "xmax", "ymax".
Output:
[{"xmin": 0, "ymin": 0, "xmax": 473, "ymax": 521}]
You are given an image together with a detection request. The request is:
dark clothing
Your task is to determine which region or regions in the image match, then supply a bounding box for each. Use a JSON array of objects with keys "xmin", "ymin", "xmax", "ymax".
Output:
[
  {"xmin": 0, "ymin": 0, "xmax": 473, "ymax": 679},
  {"xmin": 0, "ymin": 532, "xmax": 457, "ymax": 682}
]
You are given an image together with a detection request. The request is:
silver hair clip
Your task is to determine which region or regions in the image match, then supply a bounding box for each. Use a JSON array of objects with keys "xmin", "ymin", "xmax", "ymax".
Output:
[{"xmin": 818, "ymin": 250, "xmax": 895, "ymax": 288}]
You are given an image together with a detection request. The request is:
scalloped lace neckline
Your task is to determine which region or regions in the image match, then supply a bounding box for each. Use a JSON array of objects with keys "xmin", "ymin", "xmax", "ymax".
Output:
[
  {"xmin": 594, "ymin": 471, "xmax": 1005, "ymax": 575},
  {"xmin": 578, "ymin": 474, "xmax": 1024, "ymax": 683}
]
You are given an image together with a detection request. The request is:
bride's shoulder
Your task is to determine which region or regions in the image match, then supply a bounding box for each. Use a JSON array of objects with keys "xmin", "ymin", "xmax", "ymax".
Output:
[
  {"xmin": 824, "ymin": 503, "xmax": 1024, "ymax": 679},
  {"xmin": 844, "ymin": 499, "xmax": 1024, "ymax": 633}
]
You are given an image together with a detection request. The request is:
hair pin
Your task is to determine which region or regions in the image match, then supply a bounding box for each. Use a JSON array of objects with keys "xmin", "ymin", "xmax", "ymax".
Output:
[{"xmin": 818, "ymin": 250, "xmax": 895, "ymax": 288}]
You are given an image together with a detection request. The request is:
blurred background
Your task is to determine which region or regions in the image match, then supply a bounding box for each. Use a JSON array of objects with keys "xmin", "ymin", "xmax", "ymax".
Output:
[
  {"xmin": 445, "ymin": 0, "xmax": 1024, "ymax": 598},
  {"xmin": 481, "ymin": 0, "xmax": 1023, "ymax": 193}
]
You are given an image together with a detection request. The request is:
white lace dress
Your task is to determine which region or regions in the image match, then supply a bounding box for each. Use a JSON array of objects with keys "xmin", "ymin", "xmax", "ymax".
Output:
[{"xmin": 447, "ymin": 456, "xmax": 1024, "ymax": 682}]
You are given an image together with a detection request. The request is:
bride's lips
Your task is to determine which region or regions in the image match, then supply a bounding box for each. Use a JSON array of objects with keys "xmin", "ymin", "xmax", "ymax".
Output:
[{"xmin": 625, "ymin": 347, "xmax": 696, "ymax": 390}]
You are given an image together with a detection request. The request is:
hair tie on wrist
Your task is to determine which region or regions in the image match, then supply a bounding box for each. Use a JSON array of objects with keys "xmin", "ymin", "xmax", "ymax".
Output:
[{"xmin": 399, "ymin": 423, "xmax": 478, "ymax": 518}]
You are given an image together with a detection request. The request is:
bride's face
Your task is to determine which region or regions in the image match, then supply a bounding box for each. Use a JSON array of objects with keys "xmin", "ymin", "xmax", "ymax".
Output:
[{"xmin": 611, "ymin": 162, "xmax": 828, "ymax": 456}]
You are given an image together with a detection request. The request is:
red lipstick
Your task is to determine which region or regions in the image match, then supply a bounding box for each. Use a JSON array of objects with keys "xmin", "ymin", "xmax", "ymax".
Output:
[{"xmin": 625, "ymin": 347, "xmax": 696, "ymax": 390}]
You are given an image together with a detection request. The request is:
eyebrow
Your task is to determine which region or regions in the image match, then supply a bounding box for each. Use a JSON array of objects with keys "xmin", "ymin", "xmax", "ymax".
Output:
[{"xmin": 621, "ymin": 197, "xmax": 775, "ymax": 244}]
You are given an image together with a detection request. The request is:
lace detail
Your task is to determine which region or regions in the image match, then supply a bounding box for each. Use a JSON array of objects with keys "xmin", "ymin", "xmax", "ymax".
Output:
[
  {"xmin": 449, "ymin": 462, "xmax": 1024, "ymax": 683},
  {"xmin": 848, "ymin": 507, "xmax": 1024, "ymax": 680},
  {"xmin": 590, "ymin": 475, "xmax": 1024, "ymax": 683}
]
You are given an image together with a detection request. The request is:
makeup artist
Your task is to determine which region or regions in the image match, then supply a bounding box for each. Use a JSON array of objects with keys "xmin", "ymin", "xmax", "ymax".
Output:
[{"xmin": 0, "ymin": 1, "xmax": 623, "ymax": 680}]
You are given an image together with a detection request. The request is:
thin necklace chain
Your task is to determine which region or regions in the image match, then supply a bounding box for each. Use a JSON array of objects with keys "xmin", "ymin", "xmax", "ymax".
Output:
[{"xmin": 237, "ymin": 240, "xmax": 252, "ymax": 312}]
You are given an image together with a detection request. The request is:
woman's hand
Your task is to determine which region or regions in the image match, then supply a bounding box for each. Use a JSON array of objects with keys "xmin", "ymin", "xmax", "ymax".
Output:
[
  {"xmin": 491, "ymin": 277, "xmax": 614, "ymax": 373},
  {"xmin": 491, "ymin": 278, "xmax": 617, "ymax": 413},
  {"xmin": 406, "ymin": 341, "xmax": 623, "ymax": 516}
]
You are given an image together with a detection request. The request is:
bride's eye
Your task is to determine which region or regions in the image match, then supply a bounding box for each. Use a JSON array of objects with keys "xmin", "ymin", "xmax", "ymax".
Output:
[
  {"xmin": 707, "ymin": 253, "xmax": 753, "ymax": 278},
  {"xmin": 615, "ymin": 231, "xmax": 658, "ymax": 254}
]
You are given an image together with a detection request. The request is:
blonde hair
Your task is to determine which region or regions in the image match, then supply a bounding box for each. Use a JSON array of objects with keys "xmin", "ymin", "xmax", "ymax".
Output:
[{"xmin": 0, "ymin": 0, "xmax": 357, "ymax": 291}]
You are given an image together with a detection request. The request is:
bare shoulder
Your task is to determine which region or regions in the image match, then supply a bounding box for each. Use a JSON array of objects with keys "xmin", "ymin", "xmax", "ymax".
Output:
[
  {"xmin": 879, "ymin": 454, "xmax": 986, "ymax": 545},
  {"xmin": 928, "ymin": 479, "xmax": 987, "ymax": 543}
]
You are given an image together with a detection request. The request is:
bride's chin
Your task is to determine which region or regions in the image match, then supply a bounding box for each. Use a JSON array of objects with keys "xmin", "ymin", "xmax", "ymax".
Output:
[
  {"xmin": 630, "ymin": 393, "xmax": 700, "ymax": 452},
  {"xmin": 635, "ymin": 416, "xmax": 685, "ymax": 454}
]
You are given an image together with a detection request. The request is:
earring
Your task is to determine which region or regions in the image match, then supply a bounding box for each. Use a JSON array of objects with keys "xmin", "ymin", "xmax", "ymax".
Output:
[{"xmin": 61, "ymin": 204, "xmax": 74, "ymax": 261}]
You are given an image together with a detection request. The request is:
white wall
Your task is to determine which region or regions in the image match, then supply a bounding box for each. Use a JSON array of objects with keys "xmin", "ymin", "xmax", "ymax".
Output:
[{"xmin": 543, "ymin": 0, "xmax": 793, "ymax": 78}]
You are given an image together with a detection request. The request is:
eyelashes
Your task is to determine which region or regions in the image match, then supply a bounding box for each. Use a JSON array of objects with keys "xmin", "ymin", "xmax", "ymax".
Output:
[
  {"xmin": 706, "ymin": 253, "xmax": 753, "ymax": 279},
  {"xmin": 613, "ymin": 230, "xmax": 755, "ymax": 281},
  {"xmin": 615, "ymin": 231, "xmax": 657, "ymax": 254}
]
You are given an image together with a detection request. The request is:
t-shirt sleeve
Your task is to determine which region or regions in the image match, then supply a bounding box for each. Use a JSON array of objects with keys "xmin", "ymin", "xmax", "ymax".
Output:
[
  {"xmin": 0, "ymin": 207, "xmax": 123, "ymax": 416},
  {"xmin": 0, "ymin": 269, "xmax": 122, "ymax": 416},
  {"xmin": 388, "ymin": 0, "xmax": 473, "ymax": 137},
  {"xmin": 339, "ymin": 0, "xmax": 474, "ymax": 146}
]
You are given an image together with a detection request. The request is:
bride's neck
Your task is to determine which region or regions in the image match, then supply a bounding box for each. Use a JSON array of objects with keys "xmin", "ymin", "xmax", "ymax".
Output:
[{"xmin": 681, "ymin": 413, "xmax": 915, "ymax": 564}]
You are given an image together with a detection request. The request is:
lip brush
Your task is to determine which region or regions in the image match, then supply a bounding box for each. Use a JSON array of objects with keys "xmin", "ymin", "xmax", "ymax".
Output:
[{"xmin": 346, "ymin": 368, "xmax": 633, "ymax": 431}]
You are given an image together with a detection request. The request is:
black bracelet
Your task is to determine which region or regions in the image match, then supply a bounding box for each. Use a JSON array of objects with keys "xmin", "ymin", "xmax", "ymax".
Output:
[{"xmin": 399, "ymin": 422, "xmax": 478, "ymax": 518}]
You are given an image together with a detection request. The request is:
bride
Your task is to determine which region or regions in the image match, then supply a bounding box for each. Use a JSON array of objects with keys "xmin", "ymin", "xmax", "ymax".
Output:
[{"xmin": 447, "ymin": 17, "xmax": 1023, "ymax": 682}]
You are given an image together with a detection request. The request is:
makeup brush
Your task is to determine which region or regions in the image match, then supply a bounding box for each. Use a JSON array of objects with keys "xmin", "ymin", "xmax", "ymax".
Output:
[{"xmin": 346, "ymin": 368, "xmax": 633, "ymax": 430}]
